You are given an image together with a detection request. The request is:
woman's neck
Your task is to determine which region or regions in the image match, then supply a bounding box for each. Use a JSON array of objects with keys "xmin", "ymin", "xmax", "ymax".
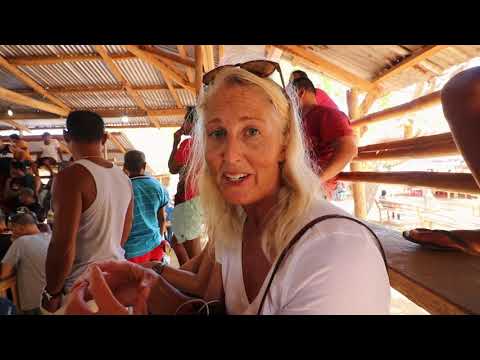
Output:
[{"xmin": 243, "ymin": 191, "xmax": 279, "ymax": 229}]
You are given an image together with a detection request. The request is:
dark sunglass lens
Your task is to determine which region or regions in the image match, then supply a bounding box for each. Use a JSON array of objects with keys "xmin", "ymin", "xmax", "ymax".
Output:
[{"xmin": 242, "ymin": 61, "xmax": 276, "ymax": 77}]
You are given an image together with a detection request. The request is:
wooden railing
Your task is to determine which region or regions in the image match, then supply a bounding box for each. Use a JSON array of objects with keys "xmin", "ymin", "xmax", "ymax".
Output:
[{"xmin": 344, "ymin": 82, "xmax": 480, "ymax": 315}]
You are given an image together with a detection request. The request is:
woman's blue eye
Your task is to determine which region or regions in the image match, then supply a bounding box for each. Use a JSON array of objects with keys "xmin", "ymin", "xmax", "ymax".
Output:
[
  {"xmin": 246, "ymin": 128, "xmax": 259, "ymax": 137},
  {"xmin": 209, "ymin": 129, "xmax": 226, "ymax": 138}
]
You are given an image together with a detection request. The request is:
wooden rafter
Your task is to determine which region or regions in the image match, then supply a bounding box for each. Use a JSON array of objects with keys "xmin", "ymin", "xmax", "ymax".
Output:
[
  {"xmin": 17, "ymin": 84, "xmax": 183, "ymax": 96},
  {"xmin": 141, "ymin": 46, "xmax": 191, "ymax": 83},
  {"xmin": 177, "ymin": 45, "xmax": 195, "ymax": 83},
  {"xmin": 138, "ymin": 46, "xmax": 195, "ymax": 68},
  {"xmin": 0, "ymin": 85, "xmax": 69, "ymax": 117},
  {"xmin": 265, "ymin": 45, "xmax": 275, "ymax": 59},
  {"xmin": 372, "ymin": 45, "xmax": 449, "ymax": 85},
  {"xmin": 126, "ymin": 46, "xmax": 194, "ymax": 93},
  {"xmin": 359, "ymin": 91, "xmax": 380, "ymax": 117},
  {"xmin": 218, "ymin": 45, "xmax": 225, "ymax": 64},
  {"xmin": 125, "ymin": 46, "xmax": 184, "ymax": 108},
  {"xmin": 7, "ymin": 52, "xmax": 194, "ymax": 68},
  {"xmin": 201, "ymin": 45, "xmax": 215, "ymax": 73},
  {"xmin": 275, "ymin": 45, "xmax": 376, "ymax": 92},
  {"xmin": 0, "ymin": 55, "xmax": 71, "ymax": 112},
  {"xmin": 195, "ymin": 46, "xmax": 204, "ymax": 95},
  {"xmin": 95, "ymin": 45, "xmax": 160, "ymax": 128},
  {"xmin": 1, "ymin": 119, "xmax": 30, "ymax": 132},
  {"xmin": 108, "ymin": 133, "xmax": 127, "ymax": 153},
  {"xmin": 0, "ymin": 107, "xmax": 187, "ymax": 122}
]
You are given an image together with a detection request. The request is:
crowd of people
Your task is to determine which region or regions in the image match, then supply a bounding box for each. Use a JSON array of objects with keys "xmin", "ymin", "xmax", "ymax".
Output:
[{"xmin": 1, "ymin": 61, "xmax": 476, "ymax": 315}]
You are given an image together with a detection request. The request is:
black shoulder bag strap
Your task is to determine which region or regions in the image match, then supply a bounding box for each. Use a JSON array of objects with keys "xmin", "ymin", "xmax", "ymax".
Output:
[{"xmin": 257, "ymin": 214, "xmax": 387, "ymax": 315}]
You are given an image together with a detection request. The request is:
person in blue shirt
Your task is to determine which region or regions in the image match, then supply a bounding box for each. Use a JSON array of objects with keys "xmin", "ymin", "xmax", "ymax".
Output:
[{"xmin": 123, "ymin": 150, "xmax": 169, "ymax": 264}]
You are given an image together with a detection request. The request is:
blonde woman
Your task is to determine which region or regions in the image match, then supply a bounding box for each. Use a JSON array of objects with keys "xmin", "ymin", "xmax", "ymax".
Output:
[{"xmin": 65, "ymin": 61, "xmax": 390, "ymax": 315}]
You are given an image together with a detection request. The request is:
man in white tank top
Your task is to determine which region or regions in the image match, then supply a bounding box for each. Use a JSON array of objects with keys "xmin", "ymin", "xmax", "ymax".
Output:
[{"xmin": 42, "ymin": 111, "xmax": 133, "ymax": 313}]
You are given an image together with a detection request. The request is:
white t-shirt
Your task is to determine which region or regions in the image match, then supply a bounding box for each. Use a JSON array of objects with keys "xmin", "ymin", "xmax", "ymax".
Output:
[
  {"xmin": 40, "ymin": 139, "xmax": 61, "ymax": 161},
  {"xmin": 215, "ymin": 199, "xmax": 391, "ymax": 315}
]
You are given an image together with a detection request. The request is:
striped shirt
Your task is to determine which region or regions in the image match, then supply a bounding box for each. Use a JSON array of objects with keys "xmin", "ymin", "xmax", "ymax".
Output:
[{"xmin": 124, "ymin": 176, "xmax": 169, "ymax": 259}]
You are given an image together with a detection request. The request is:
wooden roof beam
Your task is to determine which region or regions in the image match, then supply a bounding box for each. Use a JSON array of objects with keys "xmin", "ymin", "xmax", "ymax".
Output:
[
  {"xmin": 195, "ymin": 46, "xmax": 204, "ymax": 96},
  {"xmin": 108, "ymin": 133, "xmax": 127, "ymax": 153},
  {"xmin": 95, "ymin": 45, "xmax": 160, "ymax": 129},
  {"xmin": 1, "ymin": 119, "xmax": 30, "ymax": 132},
  {"xmin": 138, "ymin": 46, "xmax": 195, "ymax": 68},
  {"xmin": 0, "ymin": 86, "xmax": 69, "ymax": 117},
  {"xmin": 6, "ymin": 52, "xmax": 195, "ymax": 67},
  {"xmin": 177, "ymin": 45, "xmax": 195, "ymax": 83},
  {"xmin": 17, "ymin": 84, "xmax": 184, "ymax": 96},
  {"xmin": 0, "ymin": 108, "xmax": 187, "ymax": 122},
  {"xmin": 126, "ymin": 45, "xmax": 195, "ymax": 99},
  {"xmin": 0, "ymin": 55, "xmax": 71, "ymax": 112},
  {"xmin": 372, "ymin": 45, "xmax": 449, "ymax": 85},
  {"xmin": 275, "ymin": 45, "xmax": 376, "ymax": 92},
  {"xmin": 126, "ymin": 46, "xmax": 185, "ymax": 107},
  {"xmin": 141, "ymin": 46, "xmax": 192, "ymax": 83},
  {"xmin": 218, "ymin": 45, "xmax": 225, "ymax": 64},
  {"xmin": 201, "ymin": 45, "xmax": 215, "ymax": 73}
]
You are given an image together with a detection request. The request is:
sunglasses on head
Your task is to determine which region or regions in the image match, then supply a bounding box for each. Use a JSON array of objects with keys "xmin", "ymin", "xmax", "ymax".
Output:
[{"xmin": 202, "ymin": 60, "xmax": 286, "ymax": 90}]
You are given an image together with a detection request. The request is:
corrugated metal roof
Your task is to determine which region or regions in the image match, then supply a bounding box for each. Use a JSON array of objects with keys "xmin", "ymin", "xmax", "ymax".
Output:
[
  {"xmin": 139, "ymin": 90, "xmax": 175, "ymax": 109},
  {"xmin": 0, "ymin": 67, "xmax": 30, "ymax": 90},
  {"xmin": 18, "ymin": 61, "xmax": 119, "ymax": 88},
  {"xmin": 56, "ymin": 91, "xmax": 136, "ymax": 109},
  {"xmin": 115, "ymin": 58, "xmax": 166, "ymax": 87},
  {"xmin": 293, "ymin": 45, "xmax": 480, "ymax": 92},
  {"xmin": 0, "ymin": 45, "xmax": 97, "ymax": 57},
  {"xmin": 104, "ymin": 45, "xmax": 128, "ymax": 55},
  {"xmin": 104, "ymin": 117, "xmax": 151, "ymax": 127},
  {"xmin": 155, "ymin": 115, "xmax": 183, "ymax": 126}
]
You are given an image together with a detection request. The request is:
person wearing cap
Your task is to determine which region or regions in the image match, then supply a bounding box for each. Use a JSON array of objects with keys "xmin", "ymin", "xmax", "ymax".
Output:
[
  {"xmin": 123, "ymin": 150, "xmax": 170, "ymax": 264},
  {"xmin": 1, "ymin": 211, "xmax": 50, "ymax": 315},
  {"xmin": 42, "ymin": 111, "xmax": 133, "ymax": 313}
]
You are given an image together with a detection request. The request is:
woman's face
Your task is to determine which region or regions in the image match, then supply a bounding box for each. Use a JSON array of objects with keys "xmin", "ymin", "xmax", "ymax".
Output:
[{"xmin": 204, "ymin": 83, "xmax": 285, "ymax": 206}]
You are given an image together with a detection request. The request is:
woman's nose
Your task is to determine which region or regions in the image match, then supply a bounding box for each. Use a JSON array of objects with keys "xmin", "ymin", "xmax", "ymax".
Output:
[{"xmin": 223, "ymin": 137, "xmax": 243, "ymax": 164}]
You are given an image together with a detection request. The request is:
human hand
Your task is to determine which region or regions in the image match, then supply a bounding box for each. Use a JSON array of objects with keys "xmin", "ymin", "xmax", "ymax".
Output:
[
  {"xmin": 173, "ymin": 127, "xmax": 184, "ymax": 143},
  {"xmin": 65, "ymin": 261, "xmax": 159, "ymax": 315},
  {"xmin": 41, "ymin": 293, "xmax": 63, "ymax": 314}
]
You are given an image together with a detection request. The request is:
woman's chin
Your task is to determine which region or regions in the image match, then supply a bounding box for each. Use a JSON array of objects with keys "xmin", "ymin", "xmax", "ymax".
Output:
[{"xmin": 221, "ymin": 192, "xmax": 254, "ymax": 206}]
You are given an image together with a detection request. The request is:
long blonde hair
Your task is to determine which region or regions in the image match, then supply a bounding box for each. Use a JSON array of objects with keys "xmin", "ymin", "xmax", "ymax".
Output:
[{"xmin": 187, "ymin": 67, "xmax": 322, "ymax": 261}]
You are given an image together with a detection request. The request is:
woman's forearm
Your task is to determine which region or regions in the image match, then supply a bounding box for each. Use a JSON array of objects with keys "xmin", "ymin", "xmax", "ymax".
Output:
[{"xmin": 162, "ymin": 249, "xmax": 213, "ymax": 297}]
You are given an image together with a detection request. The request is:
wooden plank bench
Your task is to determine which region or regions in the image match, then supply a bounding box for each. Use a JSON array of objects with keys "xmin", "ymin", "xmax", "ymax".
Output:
[{"xmin": 369, "ymin": 222, "xmax": 480, "ymax": 314}]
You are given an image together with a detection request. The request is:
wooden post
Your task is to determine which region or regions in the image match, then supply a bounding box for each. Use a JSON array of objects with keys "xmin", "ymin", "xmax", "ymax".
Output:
[
  {"xmin": 347, "ymin": 88, "xmax": 367, "ymax": 219},
  {"xmin": 195, "ymin": 46, "xmax": 204, "ymax": 96}
]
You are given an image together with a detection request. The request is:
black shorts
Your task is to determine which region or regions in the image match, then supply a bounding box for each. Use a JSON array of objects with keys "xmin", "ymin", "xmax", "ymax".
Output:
[{"xmin": 37, "ymin": 157, "xmax": 57, "ymax": 166}]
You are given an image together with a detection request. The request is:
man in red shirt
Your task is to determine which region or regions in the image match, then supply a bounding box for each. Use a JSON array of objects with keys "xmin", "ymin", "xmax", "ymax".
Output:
[
  {"xmin": 291, "ymin": 77, "xmax": 357, "ymax": 199},
  {"xmin": 289, "ymin": 70, "xmax": 339, "ymax": 110}
]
